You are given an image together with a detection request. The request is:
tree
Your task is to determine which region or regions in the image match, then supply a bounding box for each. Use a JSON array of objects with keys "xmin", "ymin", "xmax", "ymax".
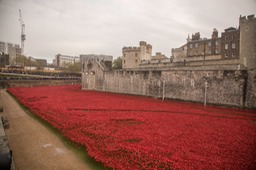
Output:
[
  {"xmin": 68, "ymin": 62, "xmax": 81, "ymax": 73},
  {"xmin": 15, "ymin": 55, "xmax": 28, "ymax": 66},
  {"xmin": 112, "ymin": 57, "xmax": 122, "ymax": 69}
]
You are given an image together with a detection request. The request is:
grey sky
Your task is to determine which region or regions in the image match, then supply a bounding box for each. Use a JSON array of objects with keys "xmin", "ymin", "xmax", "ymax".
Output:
[{"xmin": 0, "ymin": 0, "xmax": 255, "ymax": 63}]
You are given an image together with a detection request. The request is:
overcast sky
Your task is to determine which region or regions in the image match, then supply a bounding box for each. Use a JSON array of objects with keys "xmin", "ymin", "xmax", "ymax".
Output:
[{"xmin": 0, "ymin": 0, "xmax": 255, "ymax": 63}]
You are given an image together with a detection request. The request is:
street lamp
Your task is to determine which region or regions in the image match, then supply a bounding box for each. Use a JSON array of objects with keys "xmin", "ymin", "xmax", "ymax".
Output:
[
  {"xmin": 162, "ymin": 80, "xmax": 165, "ymax": 101},
  {"xmin": 204, "ymin": 81, "xmax": 208, "ymax": 107},
  {"xmin": 203, "ymin": 43, "xmax": 206, "ymax": 65}
]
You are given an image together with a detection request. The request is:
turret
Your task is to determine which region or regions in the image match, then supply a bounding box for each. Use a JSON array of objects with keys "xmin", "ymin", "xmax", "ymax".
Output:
[
  {"xmin": 139, "ymin": 41, "xmax": 152, "ymax": 61},
  {"xmin": 212, "ymin": 28, "xmax": 218, "ymax": 39},
  {"xmin": 192, "ymin": 32, "xmax": 200, "ymax": 41},
  {"xmin": 186, "ymin": 34, "xmax": 191, "ymax": 42},
  {"xmin": 239, "ymin": 14, "xmax": 256, "ymax": 69}
]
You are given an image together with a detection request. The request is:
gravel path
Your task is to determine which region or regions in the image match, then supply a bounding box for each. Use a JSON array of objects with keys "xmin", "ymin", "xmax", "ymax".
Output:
[{"xmin": 0, "ymin": 89, "xmax": 91, "ymax": 170}]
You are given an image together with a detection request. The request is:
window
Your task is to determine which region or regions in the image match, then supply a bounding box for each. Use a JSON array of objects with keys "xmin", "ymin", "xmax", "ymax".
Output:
[
  {"xmin": 208, "ymin": 49, "xmax": 212, "ymax": 54},
  {"xmin": 123, "ymin": 53, "xmax": 126, "ymax": 57},
  {"xmin": 135, "ymin": 53, "xmax": 138, "ymax": 57},
  {"xmin": 215, "ymin": 40, "xmax": 219, "ymax": 45},
  {"xmin": 225, "ymin": 53, "xmax": 228, "ymax": 58},
  {"xmin": 135, "ymin": 59, "xmax": 138, "ymax": 63},
  {"xmin": 232, "ymin": 43, "xmax": 236, "ymax": 49},
  {"xmin": 208, "ymin": 41, "xmax": 211, "ymax": 46},
  {"xmin": 195, "ymin": 50, "xmax": 198, "ymax": 55},
  {"xmin": 190, "ymin": 44, "xmax": 193, "ymax": 48},
  {"xmin": 232, "ymin": 53, "xmax": 236, "ymax": 57},
  {"xmin": 123, "ymin": 59, "xmax": 125, "ymax": 64},
  {"xmin": 225, "ymin": 36, "xmax": 228, "ymax": 40},
  {"xmin": 195, "ymin": 43, "xmax": 198, "ymax": 48},
  {"xmin": 215, "ymin": 49, "xmax": 219, "ymax": 54},
  {"xmin": 232, "ymin": 35, "xmax": 235, "ymax": 39},
  {"xmin": 225, "ymin": 44, "xmax": 228, "ymax": 50}
]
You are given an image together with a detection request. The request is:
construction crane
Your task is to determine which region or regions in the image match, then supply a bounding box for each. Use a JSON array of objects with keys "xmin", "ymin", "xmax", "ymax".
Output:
[{"xmin": 19, "ymin": 9, "xmax": 26, "ymax": 55}]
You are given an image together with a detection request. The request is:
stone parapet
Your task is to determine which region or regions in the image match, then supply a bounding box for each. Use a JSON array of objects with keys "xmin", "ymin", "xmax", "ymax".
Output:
[{"xmin": 122, "ymin": 47, "xmax": 140, "ymax": 52}]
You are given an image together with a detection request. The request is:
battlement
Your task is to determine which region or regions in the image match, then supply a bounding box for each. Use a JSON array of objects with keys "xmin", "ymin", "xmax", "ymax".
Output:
[
  {"xmin": 140, "ymin": 41, "xmax": 152, "ymax": 49},
  {"xmin": 140, "ymin": 41, "xmax": 147, "ymax": 46},
  {"xmin": 192, "ymin": 32, "xmax": 201, "ymax": 41},
  {"xmin": 147, "ymin": 44, "xmax": 152, "ymax": 49},
  {"xmin": 122, "ymin": 46, "xmax": 140, "ymax": 52},
  {"xmin": 240, "ymin": 14, "xmax": 256, "ymax": 21},
  {"xmin": 123, "ymin": 41, "xmax": 152, "ymax": 53}
]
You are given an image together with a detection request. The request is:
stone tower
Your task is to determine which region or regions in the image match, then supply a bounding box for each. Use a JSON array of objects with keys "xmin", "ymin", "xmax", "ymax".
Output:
[
  {"xmin": 239, "ymin": 14, "xmax": 256, "ymax": 69},
  {"xmin": 211, "ymin": 28, "xmax": 218, "ymax": 39},
  {"xmin": 122, "ymin": 41, "xmax": 152, "ymax": 69},
  {"xmin": 139, "ymin": 41, "xmax": 152, "ymax": 61}
]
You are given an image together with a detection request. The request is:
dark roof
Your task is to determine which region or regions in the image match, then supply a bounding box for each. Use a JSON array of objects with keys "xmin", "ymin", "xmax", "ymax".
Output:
[{"xmin": 224, "ymin": 27, "xmax": 238, "ymax": 32}]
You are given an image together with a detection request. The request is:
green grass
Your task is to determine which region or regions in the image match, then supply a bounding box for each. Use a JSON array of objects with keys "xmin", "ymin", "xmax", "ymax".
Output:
[{"xmin": 7, "ymin": 90, "xmax": 109, "ymax": 170}]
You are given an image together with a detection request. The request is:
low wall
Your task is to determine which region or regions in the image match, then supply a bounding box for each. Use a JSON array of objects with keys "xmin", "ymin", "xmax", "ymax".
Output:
[
  {"xmin": 0, "ymin": 80, "xmax": 81, "ymax": 88},
  {"xmin": 82, "ymin": 67, "xmax": 256, "ymax": 108},
  {"xmin": 140, "ymin": 58, "xmax": 240, "ymax": 68}
]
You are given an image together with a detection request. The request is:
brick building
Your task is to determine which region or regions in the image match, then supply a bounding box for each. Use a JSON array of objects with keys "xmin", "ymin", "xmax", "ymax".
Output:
[
  {"xmin": 221, "ymin": 27, "xmax": 240, "ymax": 59},
  {"xmin": 187, "ymin": 29, "xmax": 221, "ymax": 58},
  {"xmin": 170, "ymin": 15, "xmax": 256, "ymax": 69},
  {"xmin": 172, "ymin": 28, "xmax": 222, "ymax": 63}
]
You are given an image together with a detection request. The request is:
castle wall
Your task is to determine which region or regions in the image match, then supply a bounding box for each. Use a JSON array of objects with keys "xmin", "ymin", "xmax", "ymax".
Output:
[
  {"xmin": 161, "ymin": 70, "xmax": 246, "ymax": 106},
  {"xmin": 246, "ymin": 69, "xmax": 256, "ymax": 108},
  {"xmin": 82, "ymin": 66, "xmax": 255, "ymax": 108},
  {"xmin": 139, "ymin": 57, "xmax": 240, "ymax": 68}
]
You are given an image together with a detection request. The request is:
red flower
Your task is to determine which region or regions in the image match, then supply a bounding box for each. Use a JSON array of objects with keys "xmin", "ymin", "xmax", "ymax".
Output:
[{"xmin": 8, "ymin": 85, "xmax": 256, "ymax": 169}]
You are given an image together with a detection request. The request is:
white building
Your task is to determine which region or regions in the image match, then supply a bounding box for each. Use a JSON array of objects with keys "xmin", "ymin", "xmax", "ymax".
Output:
[
  {"xmin": 53, "ymin": 54, "xmax": 80, "ymax": 68},
  {"xmin": 0, "ymin": 41, "xmax": 22, "ymax": 65}
]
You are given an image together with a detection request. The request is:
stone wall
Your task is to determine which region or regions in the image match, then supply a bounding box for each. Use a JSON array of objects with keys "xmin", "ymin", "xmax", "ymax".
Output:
[
  {"xmin": 246, "ymin": 69, "xmax": 256, "ymax": 108},
  {"xmin": 161, "ymin": 70, "xmax": 246, "ymax": 106},
  {"xmin": 139, "ymin": 57, "xmax": 241, "ymax": 68},
  {"xmin": 0, "ymin": 110, "xmax": 14, "ymax": 169},
  {"xmin": 82, "ymin": 66, "xmax": 255, "ymax": 108},
  {"xmin": 0, "ymin": 80, "xmax": 80, "ymax": 88}
]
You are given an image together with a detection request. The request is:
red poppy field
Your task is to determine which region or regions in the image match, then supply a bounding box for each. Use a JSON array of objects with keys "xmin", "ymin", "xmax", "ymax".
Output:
[{"xmin": 8, "ymin": 85, "xmax": 256, "ymax": 169}]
